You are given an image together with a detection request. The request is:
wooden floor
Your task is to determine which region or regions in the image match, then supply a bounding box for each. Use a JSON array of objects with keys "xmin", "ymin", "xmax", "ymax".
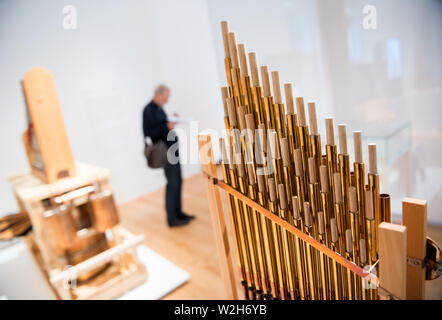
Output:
[
  {"xmin": 118, "ymin": 172, "xmax": 442, "ymax": 300},
  {"xmin": 118, "ymin": 172, "xmax": 227, "ymax": 299}
]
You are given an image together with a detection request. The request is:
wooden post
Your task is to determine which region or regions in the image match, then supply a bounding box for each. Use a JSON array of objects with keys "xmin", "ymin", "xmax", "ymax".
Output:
[
  {"xmin": 198, "ymin": 133, "xmax": 239, "ymax": 299},
  {"xmin": 378, "ymin": 222, "xmax": 407, "ymax": 299},
  {"xmin": 402, "ymin": 198, "xmax": 427, "ymax": 299},
  {"xmin": 22, "ymin": 67, "xmax": 76, "ymax": 183}
]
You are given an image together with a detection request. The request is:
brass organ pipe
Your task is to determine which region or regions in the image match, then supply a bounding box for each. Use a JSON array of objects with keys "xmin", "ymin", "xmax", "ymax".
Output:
[
  {"xmin": 293, "ymin": 149, "xmax": 307, "ymax": 213},
  {"xmin": 224, "ymin": 57, "xmax": 233, "ymax": 96},
  {"xmin": 246, "ymin": 162, "xmax": 268, "ymax": 298},
  {"xmin": 220, "ymin": 22, "xmax": 234, "ymax": 104},
  {"xmin": 247, "ymin": 179, "xmax": 269, "ymax": 297},
  {"xmin": 261, "ymin": 66, "xmax": 275, "ymax": 130},
  {"xmin": 368, "ymin": 143, "xmax": 380, "ymax": 256},
  {"xmin": 307, "ymin": 157, "xmax": 321, "ymax": 238},
  {"xmin": 333, "ymin": 203, "xmax": 349, "ymax": 299},
  {"xmin": 271, "ymin": 71, "xmax": 287, "ymax": 139},
  {"xmin": 326, "ymin": 145, "xmax": 338, "ymax": 203},
  {"xmin": 345, "ymin": 229, "xmax": 355, "ymax": 300},
  {"xmin": 333, "ymin": 172, "xmax": 346, "ymax": 254},
  {"xmin": 359, "ymin": 239, "xmax": 370, "ymax": 300},
  {"xmin": 353, "ymin": 131, "xmax": 367, "ymax": 242},
  {"xmin": 242, "ymin": 76, "xmax": 254, "ymax": 114},
  {"xmin": 220, "ymin": 152, "xmax": 247, "ymax": 286},
  {"xmin": 365, "ymin": 189, "xmax": 378, "ymax": 300},
  {"xmin": 268, "ymin": 178, "xmax": 288, "ymax": 299},
  {"xmin": 287, "ymin": 114, "xmax": 300, "ymax": 154},
  {"xmin": 244, "ymin": 132, "xmax": 267, "ymax": 297},
  {"xmin": 308, "ymin": 102, "xmax": 322, "ymax": 181},
  {"xmin": 226, "ymin": 31, "xmax": 263, "ymax": 296},
  {"xmin": 330, "ymin": 218, "xmax": 343, "ymax": 299},
  {"xmin": 282, "ymin": 166, "xmax": 294, "ymax": 209},
  {"xmin": 238, "ymin": 172, "xmax": 262, "ymax": 294},
  {"xmin": 251, "ymin": 86, "xmax": 265, "ymax": 126},
  {"xmin": 310, "ymin": 135, "xmax": 322, "ymax": 182},
  {"xmin": 230, "ymin": 65, "xmax": 242, "ymax": 107},
  {"xmin": 226, "ymin": 100, "xmax": 257, "ymax": 295},
  {"xmin": 380, "ymin": 193, "xmax": 391, "ymax": 223},
  {"xmin": 296, "ymin": 97, "xmax": 311, "ymax": 180},
  {"xmin": 307, "ymin": 157, "xmax": 323, "ymax": 298},
  {"xmin": 285, "ymin": 83, "xmax": 300, "ymax": 152},
  {"xmin": 237, "ymin": 44, "xmax": 253, "ymax": 113},
  {"xmin": 332, "ymin": 172, "xmax": 350, "ymax": 299},
  {"xmin": 221, "ymin": 131, "xmax": 251, "ymax": 296},
  {"xmin": 298, "ymin": 128, "xmax": 311, "ymax": 185},
  {"xmin": 229, "ymin": 132, "xmax": 256, "ymax": 296},
  {"xmin": 237, "ymin": 117, "xmax": 261, "ymax": 295},
  {"xmin": 274, "ymin": 103, "xmax": 287, "ymax": 139},
  {"xmin": 320, "ymin": 192, "xmax": 331, "ymax": 245},
  {"xmin": 227, "ymin": 32, "xmax": 243, "ymax": 107},
  {"xmin": 338, "ymin": 153, "xmax": 351, "ymax": 228},
  {"xmin": 337, "ymin": 124, "xmax": 350, "ymax": 231},
  {"xmin": 277, "ymin": 184, "xmax": 297, "ymax": 300},
  {"xmin": 325, "ymin": 118, "xmax": 338, "ymax": 206},
  {"xmin": 349, "ymin": 186, "xmax": 362, "ymax": 299},
  {"xmin": 269, "ymin": 131, "xmax": 284, "ymax": 187},
  {"xmin": 292, "ymin": 196, "xmax": 307, "ymax": 300},
  {"xmin": 263, "ymin": 96, "xmax": 276, "ymax": 131},
  {"xmin": 355, "ymin": 163, "xmax": 367, "ymax": 239},
  {"xmin": 365, "ymin": 191, "xmax": 376, "ymax": 266},
  {"xmin": 248, "ymin": 52, "xmax": 265, "ymax": 126},
  {"xmin": 303, "ymin": 202, "xmax": 319, "ymax": 300},
  {"xmin": 229, "ymin": 166, "xmax": 254, "ymax": 293},
  {"xmin": 348, "ymin": 187, "xmax": 360, "ymax": 265},
  {"xmin": 256, "ymin": 174, "xmax": 279, "ymax": 298},
  {"xmin": 280, "ymin": 137, "xmax": 294, "ymax": 207},
  {"xmin": 271, "ymin": 217, "xmax": 288, "ymax": 299},
  {"xmin": 317, "ymin": 211, "xmax": 330, "ymax": 300},
  {"xmin": 319, "ymin": 165, "xmax": 332, "ymax": 244}
]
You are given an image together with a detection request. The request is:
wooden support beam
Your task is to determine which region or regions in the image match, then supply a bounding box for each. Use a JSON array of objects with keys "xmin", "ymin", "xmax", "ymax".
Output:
[
  {"xmin": 22, "ymin": 67, "xmax": 76, "ymax": 183},
  {"xmin": 198, "ymin": 133, "xmax": 239, "ymax": 300},
  {"xmin": 402, "ymin": 198, "xmax": 427, "ymax": 300},
  {"xmin": 378, "ymin": 222, "xmax": 407, "ymax": 299}
]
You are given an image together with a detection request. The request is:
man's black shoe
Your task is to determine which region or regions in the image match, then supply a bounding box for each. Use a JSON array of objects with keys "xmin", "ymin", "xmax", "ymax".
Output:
[
  {"xmin": 178, "ymin": 212, "xmax": 195, "ymax": 220},
  {"xmin": 168, "ymin": 217, "xmax": 190, "ymax": 227}
]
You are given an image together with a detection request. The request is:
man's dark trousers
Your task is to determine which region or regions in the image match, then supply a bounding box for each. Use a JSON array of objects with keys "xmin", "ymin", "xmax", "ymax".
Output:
[{"xmin": 164, "ymin": 161, "xmax": 182, "ymax": 222}]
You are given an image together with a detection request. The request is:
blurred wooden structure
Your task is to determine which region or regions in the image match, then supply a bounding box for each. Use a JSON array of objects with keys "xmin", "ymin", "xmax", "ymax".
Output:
[{"xmin": 10, "ymin": 163, "xmax": 147, "ymax": 300}]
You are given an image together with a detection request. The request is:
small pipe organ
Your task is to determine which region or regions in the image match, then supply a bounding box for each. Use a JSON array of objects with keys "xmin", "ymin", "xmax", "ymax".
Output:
[
  {"xmin": 197, "ymin": 21, "xmax": 441, "ymax": 300},
  {"xmin": 10, "ymin": 67, "xmax": 146, "ymax": 300}
]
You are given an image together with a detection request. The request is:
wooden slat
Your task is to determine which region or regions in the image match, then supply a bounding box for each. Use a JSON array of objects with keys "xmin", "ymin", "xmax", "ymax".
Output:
[
  {"xmin": 50, "ymin": 227, "xmax": 144, "ymax": 285},
  {"xmin": 402, "ymin": 198, "xmax": 427, "ymax": 299},
  {"xmin": 216, "ymin": 180, "xmax": 370, "ymax": 279},
  {"xmin": 379, "ymin": 222, "xmax": 407, "ymax": 299},
  {"xmin": 9, "ymin": 162, "xmax": 110, "ymax": 203},
  {"xmin": 198, "ymin": 133, "xmax": 239, "ymax": 299}
]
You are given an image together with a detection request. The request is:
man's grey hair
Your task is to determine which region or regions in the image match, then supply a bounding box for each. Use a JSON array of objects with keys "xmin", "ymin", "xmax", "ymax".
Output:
[{"xmin": 154, "ymin": 84, "xmax": 169, "ymax": 96}]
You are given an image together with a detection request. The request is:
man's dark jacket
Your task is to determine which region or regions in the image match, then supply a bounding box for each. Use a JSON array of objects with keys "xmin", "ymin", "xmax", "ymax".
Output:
[{"xmin": 143, "ymin": 101, "xmax": 177, "ymax": 148}]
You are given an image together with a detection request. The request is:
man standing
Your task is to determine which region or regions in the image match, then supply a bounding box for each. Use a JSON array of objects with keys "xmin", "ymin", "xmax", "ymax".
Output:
[{"xmin": 143, "ymin": 85, "xmax": 194, "ymax": 227}]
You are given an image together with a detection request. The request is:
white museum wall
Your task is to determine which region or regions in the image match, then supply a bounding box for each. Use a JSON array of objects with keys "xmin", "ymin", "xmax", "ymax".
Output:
[
  {"xmin": 207, "ymin": 0, "xmax": 442, "ymax": 224},
  {"xmin": 0, "ymin": 0, "xmax": 224, "ymax": 215}
]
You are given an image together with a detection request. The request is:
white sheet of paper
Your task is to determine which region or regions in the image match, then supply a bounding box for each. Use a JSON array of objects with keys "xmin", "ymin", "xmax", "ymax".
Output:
[{"xmin": 168, "ymin": 115, "xmax": 192, "ymax": 124}]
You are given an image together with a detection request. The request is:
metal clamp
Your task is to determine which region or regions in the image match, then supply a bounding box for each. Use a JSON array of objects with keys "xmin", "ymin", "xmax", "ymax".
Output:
[
  {"xmin": 405, "ymin": 238, "xmax": 442, "ymax": 280},
  {"xmin": 407, "ymin": 256, "xmax": 425, "ymax": 269},
  {"xmin": 426, "ymin": 237, "xmax": 441, "ymax": 281},
  {"xmin": 202, "ymin": 172, "xmax": 219, "ymax": 186},
  {"xmin": 378, "ymin": 286, "xmax": 400, "ymax": 300}
]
